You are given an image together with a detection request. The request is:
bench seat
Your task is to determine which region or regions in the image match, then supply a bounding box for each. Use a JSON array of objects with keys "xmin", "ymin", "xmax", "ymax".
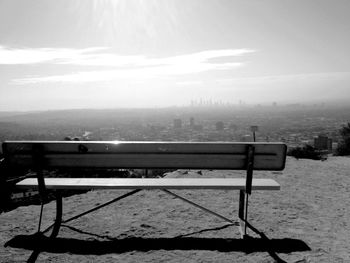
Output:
[{"xmin": 16, "ymin": 178, "xmax": 280, "ymax": 190}]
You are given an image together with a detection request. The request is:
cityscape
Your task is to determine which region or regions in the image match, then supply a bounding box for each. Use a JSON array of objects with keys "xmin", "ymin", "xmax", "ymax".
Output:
[{"xmin": 1, "ymin": 103, "xmax": 348, "ymax": 154}]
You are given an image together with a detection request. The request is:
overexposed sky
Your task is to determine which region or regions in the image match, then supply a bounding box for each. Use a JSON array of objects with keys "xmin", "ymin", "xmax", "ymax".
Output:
[{"xmin": 1, "ymin": 0, "xmax": 350, "ymax": 110}]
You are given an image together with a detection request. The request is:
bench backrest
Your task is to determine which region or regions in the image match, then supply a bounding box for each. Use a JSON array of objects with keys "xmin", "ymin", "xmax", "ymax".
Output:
[{"xmin": 2, "ymin": 141, "xmax": 287, "ymax": 171}]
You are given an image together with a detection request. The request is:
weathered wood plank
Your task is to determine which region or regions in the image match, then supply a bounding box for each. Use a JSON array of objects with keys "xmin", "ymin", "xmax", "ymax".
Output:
[
  {"xmin": 3, "ymin": 141, "xmax": 286, "ymax": 154},
  {"xmin": 16, "ymin": 178, "xmax": 281, "ymax": 190},
  {"xmin": 2, "ymin": 141, "xmax": 287, "ymax": 170}
]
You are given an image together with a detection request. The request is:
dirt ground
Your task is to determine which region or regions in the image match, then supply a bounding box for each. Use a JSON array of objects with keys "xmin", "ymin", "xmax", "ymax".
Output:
[{"xmin": 1, "ymin": 157, "xmax": 349, "ymax": 262}]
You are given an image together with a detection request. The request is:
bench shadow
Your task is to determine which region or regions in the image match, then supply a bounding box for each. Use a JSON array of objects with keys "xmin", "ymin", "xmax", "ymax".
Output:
[
  {"xmin": 6, "ymin": 234, "xmax": 310, "ymax": 254},
  {"xmin": 6, "ymin": 226, "xmax": 310, "ymax": 261}
]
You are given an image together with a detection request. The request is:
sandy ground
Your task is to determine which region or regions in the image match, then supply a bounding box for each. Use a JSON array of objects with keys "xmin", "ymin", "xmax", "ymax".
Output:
[{"xmin": 1, "ymin": 157, "xmax": 349, "ymax": 262}]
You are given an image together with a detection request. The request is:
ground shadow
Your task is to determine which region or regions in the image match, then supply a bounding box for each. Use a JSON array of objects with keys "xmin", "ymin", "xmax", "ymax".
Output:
[
  {"xmin": 6, "ymin": 233, "xmax": 310, "ymax": 255},
  {"xmin": 5, "ymin": 222, "xmax": 311, "ymax": 263}
]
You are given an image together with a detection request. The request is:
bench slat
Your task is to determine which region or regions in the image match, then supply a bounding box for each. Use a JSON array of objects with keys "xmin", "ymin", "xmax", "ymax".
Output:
[
  {"xmin": 16, "ymin": 178, "xmax": 280, "ymax": 190},
  {"xmin": 3, "ymin": 141, "xmax": 287, "ymax": 170},
  {"xmin": 6, "ymin": 154, "xmax": 281, "ymax": 170}
]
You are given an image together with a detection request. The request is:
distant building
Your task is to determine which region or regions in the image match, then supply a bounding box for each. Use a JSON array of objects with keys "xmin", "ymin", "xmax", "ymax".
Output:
[
  {"xmin": 229, "ymin": 123, "xmax": 238, "ymax": 130},
  {"xmin": 314, "ymin": 134, "xmax": 332, "ymax": 152},
  {"xmin": 216, "ymin": 121, "xmax": 224, "ymax": 131},
  {"xmin": 241, "ymin": 134, "xmax": 253, "ymax": 142},
  {"xmin": 193, "ymin": 124, "xmax": 203, "ymax": 131},
  {"xmin": 190, "ymin": 117, "xmax": 195, "ymax": 127},
  {"xmin": 173, "ymin": 118, "xmax": 182, "ymax": 129}
]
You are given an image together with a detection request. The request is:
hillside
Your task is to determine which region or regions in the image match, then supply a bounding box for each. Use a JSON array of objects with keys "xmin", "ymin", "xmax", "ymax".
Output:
[{"xmin": 0, "ymin": 157, "xmax": 349, "ymax": 262}]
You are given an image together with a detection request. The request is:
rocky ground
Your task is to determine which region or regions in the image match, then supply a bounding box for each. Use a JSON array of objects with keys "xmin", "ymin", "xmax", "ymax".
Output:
[{"xmin": 1, "ymin": 157, "xmax": 349, "ymax": 262}]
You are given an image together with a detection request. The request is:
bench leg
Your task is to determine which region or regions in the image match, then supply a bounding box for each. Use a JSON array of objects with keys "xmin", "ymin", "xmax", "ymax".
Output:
[
  {"xmin": 238, "ymin": 190, "xmax": 249, "ymax": 239},
  {"xmin": 37, "ymin": 202, "xmax": 45, "ymax": 233},
  {"xmin": 50, "ymin": 191, "xmax": 62, "ymax": 238},
  {"xmin": 39, "ymin": 191, "xmax": 63, "ymax": 238}
]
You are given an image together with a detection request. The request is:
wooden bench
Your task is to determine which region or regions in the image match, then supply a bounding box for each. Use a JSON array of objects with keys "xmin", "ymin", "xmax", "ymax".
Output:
[{"xmin": 1, "ymin": 141, "xmax": 287, "ymax": 239}]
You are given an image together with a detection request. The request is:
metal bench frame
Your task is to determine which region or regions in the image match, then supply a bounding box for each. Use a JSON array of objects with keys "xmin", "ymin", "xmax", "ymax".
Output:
[{"xmin": 2, "ymin": 141, "xmax": 286, "ymax": 239}]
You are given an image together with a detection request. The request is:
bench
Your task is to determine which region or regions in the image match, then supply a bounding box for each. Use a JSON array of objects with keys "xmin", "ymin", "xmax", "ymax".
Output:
[{"xmin": 1, "ymin": 141, "xmax": 287, "ymax": 239}]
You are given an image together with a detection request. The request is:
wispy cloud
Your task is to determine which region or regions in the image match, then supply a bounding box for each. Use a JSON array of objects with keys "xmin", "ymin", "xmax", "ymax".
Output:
[
  {"xmin": 0, "ymin": 46, "xmax": 105, "ymax": 65},
  {"xmin": 14, "ymin": 62, "xmax": 242, "ymax": 84},
  {"xmin": 58, "ymin": 48, "xmax": 254, "ymax": 67},
  {"xmin": 4, "ymin": 46, "xmax": 255, "ymax": 84}
]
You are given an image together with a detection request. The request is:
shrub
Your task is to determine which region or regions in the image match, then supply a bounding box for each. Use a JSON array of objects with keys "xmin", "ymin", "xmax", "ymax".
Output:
[
  {"xmin": 335, "ymin": 123, "xmax": 350, "ymax": 156},
  {"xmin": 287, "ymin": 144, "xmax": 324, "ymax": 160}
]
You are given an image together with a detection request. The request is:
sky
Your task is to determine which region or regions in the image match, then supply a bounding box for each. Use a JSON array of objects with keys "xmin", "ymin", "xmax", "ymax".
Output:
[{"xmin": 0, "ymin": 0, "xmax": 350, "ymax": 111}]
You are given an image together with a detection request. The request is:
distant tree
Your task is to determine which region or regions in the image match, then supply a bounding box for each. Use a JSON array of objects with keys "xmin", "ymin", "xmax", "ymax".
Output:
[
  {"xmin": 336, "ymin": 123, "xmax": 350, "ymax": 156},
  {"xmin": 287, "ymin": 144, "xmax": 324, "ymax": 160}
]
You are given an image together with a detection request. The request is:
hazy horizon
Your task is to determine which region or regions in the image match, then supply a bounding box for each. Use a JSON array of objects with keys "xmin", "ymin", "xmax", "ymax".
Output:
[{"xmin": 1, "ymin": 0, "xmax": 350, "ymax": 111}]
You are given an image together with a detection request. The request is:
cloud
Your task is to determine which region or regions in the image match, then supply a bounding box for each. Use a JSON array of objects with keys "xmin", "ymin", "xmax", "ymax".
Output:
[
  {"xmin": 57, "ymin": 48, "xmax": 254, "ymax": 67},
  {"xmin": 14, "ymin": 62, "xmax": 243, "ymax": 84},
  {"xmin": 0, "ymin": 46, "xmax": 105, "ymax": 65},
  {"xmin": 8, "ymin": 47, "xmax": 254, "ymax": 84}
]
